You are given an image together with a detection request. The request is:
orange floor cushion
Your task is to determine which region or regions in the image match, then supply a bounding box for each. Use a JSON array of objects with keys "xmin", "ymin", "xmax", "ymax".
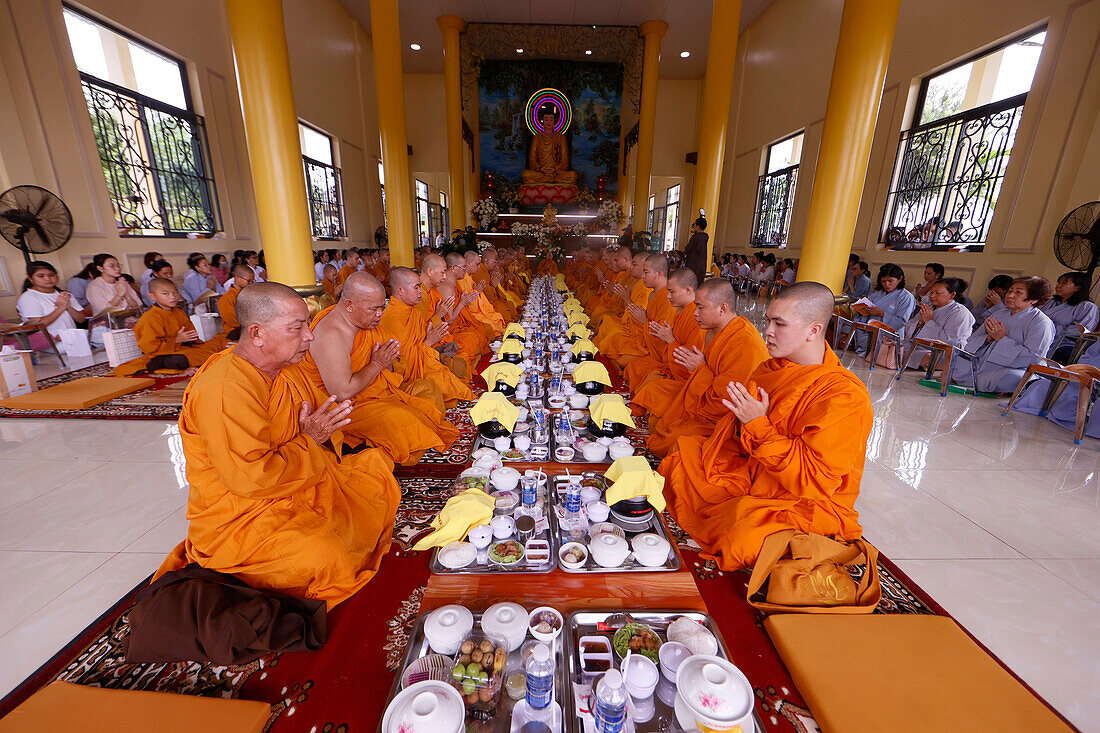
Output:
[
  {"xmin": 0, "ymin": 377, "xmax": 155, "ymax": 410},
  {"xmin": 0, "ymin": 682, "xmax": 270, "ymax": 732},
  {"xmin": 765, "ymin": 614, "xmax": 1073, "ymax": 732}
]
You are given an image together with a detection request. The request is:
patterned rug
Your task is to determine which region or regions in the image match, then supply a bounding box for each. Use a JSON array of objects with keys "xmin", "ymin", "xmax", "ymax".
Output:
[{"xmin": 0, "ymin": 362, "xmax": 188, "ymax": 421}]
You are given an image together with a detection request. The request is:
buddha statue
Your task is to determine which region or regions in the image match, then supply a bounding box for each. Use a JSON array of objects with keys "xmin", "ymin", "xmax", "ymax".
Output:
[{"xmin": 522, "ymin": 107, "xmax": 578, "ymax": 185}]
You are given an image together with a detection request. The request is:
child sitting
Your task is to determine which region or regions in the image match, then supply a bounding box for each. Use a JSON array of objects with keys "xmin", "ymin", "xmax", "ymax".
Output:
[{"xmin": 114, "ymin": 278, "xmax": 227, "ymax": 376}]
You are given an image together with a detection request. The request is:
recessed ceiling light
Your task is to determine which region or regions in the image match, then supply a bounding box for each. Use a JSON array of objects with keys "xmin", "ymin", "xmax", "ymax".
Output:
[
  {"xmin": 410, "ymin": 43, "xmax": 421, "ymax": 51},
  {"xmin": 516, "ymin": 48, "xmax": 524, "ymax": 53},
  {"xmin": 585, "ymin": 49, "xmax": 592, "ymax": 55},
  {"xmin": 680, "ymin": 51, "xmax": 691, "ymax": 58}
]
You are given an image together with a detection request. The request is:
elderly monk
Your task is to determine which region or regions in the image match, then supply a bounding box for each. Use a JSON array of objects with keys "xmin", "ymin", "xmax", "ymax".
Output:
[
  {"xmin": 155, "ymin": 283, "xmax": 400, "ymax": 608},
  {"xmin": 624, "ymin": 267, "xmax": 704, "ymax": 392},
  {"xmin": 595, "ymin": 252, "xmax": 651, "ymax": 349},
  {"xmin": 421, "ymin": 253, "xmax": 485, "ymax": 367},
  {"xmin": 660, "ymin": 282, "xmax": 873, "ymax": 569},
  {"xmin": 380, "ymin": 267, "xmax": 474, "ymax": 406},
  {"xmin": 604, "ymin": 253, "xmax": 676, "ymax": 367},
  {"xmin": 281, "ymin": 272, "xmax": 458, "ymax": 465},
  {"xmin": 337, "ymin": 249, "xmax": 361, "ymax": 285},
  {"xmin": 115, "ymin": 278, "xmax": 226, "ymax": 376},
  {"xmin": 640, "ymin": 278, "xmax": 769, "ymax": 457},
  {"xmin": 461, "ymin": 251, "xmax": 507, "ymax": 336},
  {"xmin": 217, "ymin": 264, "xmax": 254, "ymax": 338},
  {"xmin": 446, "ymin": 253, "xmax": 497, "ymax": 340}
]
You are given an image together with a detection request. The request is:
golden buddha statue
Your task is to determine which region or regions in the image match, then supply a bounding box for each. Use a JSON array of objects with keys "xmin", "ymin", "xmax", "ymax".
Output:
[{"xmin": 522, "ymin": 108, "xmax": 578, "ymax": 185}]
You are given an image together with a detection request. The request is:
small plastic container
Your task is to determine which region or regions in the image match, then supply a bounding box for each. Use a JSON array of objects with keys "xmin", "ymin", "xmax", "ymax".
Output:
[
  {"xmin": 450, "ymin": 630, "xmax": 508, "ymax": 713},
  {"xmin": 578, "ymin": 635, "xmax": 613, "ymax": 677}
]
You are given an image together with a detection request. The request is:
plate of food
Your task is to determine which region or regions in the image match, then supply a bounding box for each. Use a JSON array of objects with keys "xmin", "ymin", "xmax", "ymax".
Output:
[
  {"xmin": 589, "ymin": 522, "xmax": 625, "ymax": 540},
  {"xmin": 437, "ymin": 541, "xmax": 477, "ymax": 569},
  {"xmin": 612, "ymin": 622, "xmax": 662, "ymax": 663},
  {"xmin": 487, "ymin": 540, "xmax": 524, "ymax": 568},
  {"xmin": 501, "ymin": 449, "xmax": 526, "ymax": 462}
]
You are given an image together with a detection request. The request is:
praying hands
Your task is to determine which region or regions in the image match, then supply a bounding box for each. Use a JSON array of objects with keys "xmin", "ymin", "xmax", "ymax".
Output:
[
  {"xmin": 672, "ymin": 345, "xmax": 704, "ymax": 371},
  {"xmin": 722, "ymin": 381, "xmax": 769, "ymax": 424},
  {"xmin": 649, "ymin": 321, "xmax": 674, "ymax": 343},
  {"xmin": 298, "ymin": 395, "xmax": 353, "ymax": 445}
]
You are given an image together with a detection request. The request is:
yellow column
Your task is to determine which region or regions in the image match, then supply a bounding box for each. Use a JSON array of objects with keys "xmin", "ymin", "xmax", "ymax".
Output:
[
  {"xmin": 796, "ymin": 0, "xmax": 900, "ymax": 293},
  {"xmin": 370, "ymin": 0, "xmax": 415, "ymax": 267},
  {"xmin": 224, "ymin": 0, "xmax": 315, "ymax": 290},
  {"xmin": 438, "ymin": 15, "xmax": 468, "ymax": 231},
  {"xmin": 632, "ymin": 20, "xmax": 667, "ymax": 232},
  {"xmin": 692, "ymin": 0, "xmax": 742, "ymax": 265}
]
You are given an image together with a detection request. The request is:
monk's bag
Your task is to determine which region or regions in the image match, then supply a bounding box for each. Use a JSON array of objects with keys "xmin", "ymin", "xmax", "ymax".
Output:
[{"xmin": 746, "ymin": 530, "xmax": 881, "ymax": 614}]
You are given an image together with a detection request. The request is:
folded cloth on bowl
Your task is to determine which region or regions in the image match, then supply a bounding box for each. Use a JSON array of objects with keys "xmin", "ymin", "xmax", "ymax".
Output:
[
  {"xmin": 502, "ymin": 323, "xmax": 526, "ymax": 339},
  {"xmin": 603, "ymin": 455, "xmax": 666, "ymax": 512},
  {"xmin": 573, "ymin": 360, "xmax": 612, "ymax": 386},
  {"xmin": 568, "ymin": 312, "xmax": 590, "ymax": 326},
  {"xmin": 469, "ymin": 392, "xmax": 519, "ymax": 432},
  {"xmin": 481, "ymin": 361, "xmax": 524, "ymax": 388},
  {"xmin": 589, "ymin": 393, "xmax": 636, "ymax": 429},
  {"xmin": 571, "ymin": 338, "xmax": 598, "ymax": 357},
  {"xmin": 567, "ymin": 323, "xmax": 591, "ymax": 340},
  {"xmin": 497, "ymin": 339, "xmax": 524, "ymax": 357},
  {"xmin": 411, "ymin": 489, "xmax": 495, "ymax": 550},
  {"xmin": 564, "ymin": 298, "xmax": 582, "ymax": 312}
]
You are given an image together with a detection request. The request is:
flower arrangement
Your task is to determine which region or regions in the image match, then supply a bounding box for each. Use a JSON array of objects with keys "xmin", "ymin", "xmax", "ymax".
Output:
[
  {"xmin": 476, "ymin": 239, "xmax": 493, "ymax": 253},
  {"xmin": 472, "ymin": 197, "xmax": 499, "ymax": 230},
  {"xmin": 595, "ymin": 199, "xmax": 625, "ymax": 232}
]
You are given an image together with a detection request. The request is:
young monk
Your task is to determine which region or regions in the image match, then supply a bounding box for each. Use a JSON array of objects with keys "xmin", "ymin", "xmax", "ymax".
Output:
[
  {"xmin": 321, "ymin": 263, "xmax": 341, "ymax": 301},
  {"xmin": 595, "ymin": 252, "xmax": 652, "ymax": 352},
  {"xmin": 372, "ymin": 247, "xmax": 391, "ymax": 287},
  {"xmin": 640, "ymin": 278, "xmax": 769, "ymax": 457},
  {"xmin": 624, "ymin": 267, "xmax": 704, "ymax": 392},
  {"xmin": 420, "ymin": 253, "xmax": 484, "ymax": 368},
  {"xmin": 280, "ymin": 272, "xmax": 458, "ymax": 465},
  {"xmin": 337, "ymin": 249, "xmax": 361, "ymax": 285},
  {"xmin": 115, "ymin": 278, "xmax": 227, "ymax": 376},
  {"xmin": 588, "ymin": 248, "xmax": 634, "ymax": 330},
  {"xmin": 155, "ymin": 283, "xmax": 400, "ymax": 608},
  {"xmin": 380, "ymin": 267, "xmax": 474, "ymax": 406},
  {"xmin": 217, "ymin": 264, "xmax": 254, "ymax": 338},
  {"xmin": 660, "ymin": 282, "xmax": 873, "ymax": 569},
  {"xmin": 604, "ymin": 253, "xmax": 676, "ymax": 367},
  {"xmin": 461, "ymin": 251, "xmax": 507, "ymax": 336}
]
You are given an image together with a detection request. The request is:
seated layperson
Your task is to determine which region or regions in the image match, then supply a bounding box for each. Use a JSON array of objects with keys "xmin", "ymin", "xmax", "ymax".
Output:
[
  {"xmin": 114, "ymin": 278, "xmax": 227, "ymax": 376},
  {"xmin": 155, "ymin": 282, "xmax": 400, "ymax": 609},
  {"xmin": 851, "ymin": 263, "xmax": 917, "ymax": 354},
  {"xmin": 216, "ymin": 265, "xmax": 254, "ymax": 338},
  {"xmin": 660, "ymin": 282, "xmax": 873, "ymax": 569},
  {"xmin": 16, "ymin": 261, "xmax": 87, "ymax": 353},
  {"xmin": 181, "ymin": 253, "xmax": 220, "ymax": 305},
  {"xmin": 973, "ymin": 274, "xmax": 1015, "ymax": 322},
  {"xmin": 903, "ymin": 278, "xmax": 975, "ymax": 370},
  {"xmin": 1041, "ymin": 271, "xmax": 1099, "ymax": 362},
  {"xmin": 85, "ymin": 253, "xmax": 143, "ymax": 316},
  {"xmin": 140, "ymin": 259, "xmax": 175, "ymax": 307},
  {"xmin": 1012, "ymin": 338, "xmax": 1100, "ymax": 439},
  {"xmin": 913, "ymin": 262, "xmax": 945, "ymax": 301}
]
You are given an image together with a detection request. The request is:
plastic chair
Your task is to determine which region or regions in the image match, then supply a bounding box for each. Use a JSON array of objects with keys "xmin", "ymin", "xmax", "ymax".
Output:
[
  {"xmin": 1003, "ymin": 363, "xmax": 1100, "ymax": 444},
  {"xmin": 1065, "ymin": 331, "xmax": 1100, "ymax": 365}
]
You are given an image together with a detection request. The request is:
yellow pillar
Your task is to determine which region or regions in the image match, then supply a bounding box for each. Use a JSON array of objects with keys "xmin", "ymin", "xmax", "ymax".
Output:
[
  {"xmin": 371, "ymin": 0, "xmax": 415, "ymax": 267},
  {"xmin": 692, "ymin": 0, "xmax": 742, "ymax": 265},
  {"xmin": 438, "ymin": 15, "xmax": 468, "ymax": 231},
  {"xmin": 632, "ymin": 21, "xmax": 667, "ymax": 232},
  {"xmin": 224, "ymin": 0, "xmax": 315, "ymax": 290},
  {"xmin": 796, "ymin": 0, "xmax": 900, "ymax": 293}
]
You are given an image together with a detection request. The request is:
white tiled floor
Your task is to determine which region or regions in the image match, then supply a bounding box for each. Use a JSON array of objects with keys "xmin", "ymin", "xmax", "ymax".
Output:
[{"xmin": 1, "ymin": 348, "xmax": 1098, "ymax": 730}]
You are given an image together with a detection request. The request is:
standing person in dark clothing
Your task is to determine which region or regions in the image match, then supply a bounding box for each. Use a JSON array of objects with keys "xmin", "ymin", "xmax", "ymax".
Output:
[{"xmin": 682, "ymin": 210, "xmax": 709, "ymax": 285}]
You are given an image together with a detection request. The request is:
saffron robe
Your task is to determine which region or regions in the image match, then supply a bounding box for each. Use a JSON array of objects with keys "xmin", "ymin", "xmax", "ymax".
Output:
[
  {"xmin": 154, "ymin": 350, "xmax": 400, "ymax": 609},
  {"xmin": 604, "ymin": 286, "xmax": 675, "ymax": 367},
  {"xmin": 380, "ymin": 298, "xmax": 474, "ymax": 406},
  {"xmin": 114, "ymin": 306, "xmax": 226, "ymax": 376},
  {"xmin": 280, "ymin": 306, "xmax": 458, "ymax": 464},
  {"xmin": 217, "ymin": 286, "xmax": 241, "ymax": 335},
  {"xmin": 474, "ymin": 266, "xmax": 517, "ymax": 322},
  {"xmin": 588, "ymin": 271, "xmax": 633, "ymax": 330},
  {"xmin": 423, "ymin": 285, "xmax": 488, "ymax": 362},
  {"xmin": 459, "ymin": 274, "xmax": 506, "ymax": 337},
  {"xmin": 641, "ymin": 316, "xmax": 769, "ymax": 457},
  {"xmin": 337, "ymin": 264, "xmax": 357, "ymax": 286},
  {"xmin": 623, "ymin": 301, "xmax": 703, "ymax": 392},
  {"xmin": 660, "ymin": 348, "xmax": 872, "ymax": 570},
  {"xmin": 321, "ymin": 278, "xmax": 338, "ymax": 301},
  {"xmin": 594, "ymin": 279, "xmax": 651, "ymax": 353}
]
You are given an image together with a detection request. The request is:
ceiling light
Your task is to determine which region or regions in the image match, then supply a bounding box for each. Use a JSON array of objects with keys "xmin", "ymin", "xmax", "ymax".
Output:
[
  {"xmin": 516, "ymin": 48, "xmax": 524, "ymax": 54},
  {"xmin": 680, "ymin": 51, "xmax": 691, "ymax": 58},
  {"xmin": 585, "ymin": 49, "xmax": 592, "ymax": 55},
  {"xmin": 410, "ymin": 43, "xmax": 421, "ymax": 51}
]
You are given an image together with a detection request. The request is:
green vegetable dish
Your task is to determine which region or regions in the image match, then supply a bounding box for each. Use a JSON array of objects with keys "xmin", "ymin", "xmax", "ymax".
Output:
[{"xmin": 612, "ymin": 623, "xmax": 661, "ymax": 663}]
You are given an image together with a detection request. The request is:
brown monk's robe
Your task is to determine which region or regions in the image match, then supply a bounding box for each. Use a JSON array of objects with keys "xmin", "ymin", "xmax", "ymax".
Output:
[
  {"xmin": 321, "ymin": 278, "xmax": 338, "ymax": 301},
  {"xmin": 459, "ymin": 274, "xmax": 506, "ymax": 337},
  {"xmin": 280, "ymin": 305, "xmax": 458, "ymax": 465},
  {"xmin": 114, "ymin": 306, "xmax": 227, "ymax": 376},
  {"xmin": 594, "ymin": 278, "xmax": 650, "ymax": 351},
  {"xmin": 154, "ymin": 350, "xmax": 400, "ymax": 609},
  {"xmin": 217, "ymin": 286, "xmax": 241, "ymax": 336},
  {"xmin": 380, "ymin": 297, "xmax": 474, "ymax": 406},
  {"xmin": 659, "ymin": 347, "xmax": 872, "ymax": 569},
  {"xmin": 337, "ymin": 264, "xmax": 357, "ymax": 286},
  {"xmin": 641, "ymin": 316, "xmax": 769, "ymax": 457},
  {"xmin": 624, "ymin": 301, "xmax": 704, "ymax": 393},
  {"xmin": 372, "ymin": 262, "xmax": 391, "ymax": 291},
  {"xmin": 421, "ymin": 286, "xmax": 486, "ymax": 368},
  {"xmin": 604, "ymin": 285, "xmax": 675, "ymax": 367},
  {"xmin": 473, "ymin": 266, "xmax": 516, "ymax": 322}
]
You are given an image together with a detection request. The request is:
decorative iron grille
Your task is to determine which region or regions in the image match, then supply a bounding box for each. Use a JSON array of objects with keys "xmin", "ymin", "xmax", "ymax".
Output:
[
  {"xmin": 881, "ymin": 93, "xmax": 1026, "ymax": 250},
  {"xmin": 303, "ymin": 156, "xmax": 346, "ymax": 239},
  {"xmin": 80, "ymin": 75, "xmax": 220, "ymax": 236},
  {"xmin": 751, "ymin": 165, "xmax": 798, "ymax": 247}
]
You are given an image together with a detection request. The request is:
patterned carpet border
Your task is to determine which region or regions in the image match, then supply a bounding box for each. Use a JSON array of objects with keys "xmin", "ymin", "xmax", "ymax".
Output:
[{"xmin": 0, "ymin": 362, "xmax": 186, "ymax": 421}]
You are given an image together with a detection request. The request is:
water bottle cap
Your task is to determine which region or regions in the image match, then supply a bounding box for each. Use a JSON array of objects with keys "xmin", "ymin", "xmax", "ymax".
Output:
[
  {"xmin": 532, "ymin": 643, "xmax": 550, "ymax": 662},
  {"xmin": 603, "ymin": 669, "xmax": 623, "ymax": 688}
]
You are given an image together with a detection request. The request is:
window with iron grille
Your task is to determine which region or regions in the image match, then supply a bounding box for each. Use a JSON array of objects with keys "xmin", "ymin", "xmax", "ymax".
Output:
[
  {"xmin": 298, "ymin": 123, "xmax": 346, "ymax": 239},
  {"xmin": 881, "ymin": 28, "xmax": 1045, "ymax": 251},
  {"xmin": 63, "ymin": 6, "xmax": 220, "ymax": 237},
  {"xmin": 751, "ymin": 132, "xmax": 802, "ymax": 247}
]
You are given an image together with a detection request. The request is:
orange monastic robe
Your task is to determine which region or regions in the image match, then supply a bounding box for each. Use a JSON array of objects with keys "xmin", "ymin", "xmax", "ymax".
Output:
[
  {"xmin": 280, "ymin": 306, "xmax": 458, "ymax": 465},
  {"xmin": 474, "ymin": 266, "xmax": 516, "ymax": 322},
  {"xmin": 422, "ymin": 286, "xmax": 486, "ymax": 363},
  {"xmin": 660, "ymin": 348, "xmax": 872, "ymax": 569},
  {"xmin": 641, "ymin": 316, "xmax": 769, "ymax": 457},
  {"xmin": 589, "ymin": 271, "xmax": 635, "ymax": 330},
  {"xmin": 459, "ymin": 274, "xmax": 506, "ymax": 336},
  {"xmin": 154, "ymin": 350, "xmax": 399, "ymax": 609},
  {"xmin": 322, "ymin": 278, "xmax": 338, "ymax": 301},
  {"xmin": 218, "ymin": 286, "xmax": 241, "ymax": 335},
  {"xmin": 372, "ymin": 262, "xmax": 391, "ymax": 289},
  {"xmin": 337, "ymin": 264, "xmax": 357, "ymax": 285},
  {"xmin": 595, "ymin": 279, "xmax": 650, "ymax": 351},
  {"xmin": 604, "ymin": 285, "xmax": 675, "ymax": 366},
  {"xmin": 536, "ymin": 258, "xmax": 559, "ymax": 276},
  {"xmin": 625, "ymin": 302, "xmax": 704, "ymax": 393},
  {"xmin": 114, "ymin": 306, "xmax": 226, "ymax": 376},
  {"xmin": 380, "ymin": 298, "xmax": 474, "ymax": 406}
]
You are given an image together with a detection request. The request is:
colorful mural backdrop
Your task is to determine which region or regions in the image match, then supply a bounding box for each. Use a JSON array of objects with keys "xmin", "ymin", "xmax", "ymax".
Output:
[{"xmin": 478, "ymin": 60, "xmax": 622, "ymax": 206}]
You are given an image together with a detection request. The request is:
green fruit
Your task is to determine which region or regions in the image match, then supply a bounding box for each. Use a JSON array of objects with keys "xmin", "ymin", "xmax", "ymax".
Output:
[
  {"xmin": 477, "ymin": 671, "xmax": 488, "ymax": 685},
  {"xmin": 462, "ymin": 680, "xmax": 476, "ymax": 697},
  {"xmin": 452, "ymin": 664, "xmax": 465, "ymax": 681},
  {"xmin": 467, "ymin": 662, "xmax": 481, "ymax": 676}
]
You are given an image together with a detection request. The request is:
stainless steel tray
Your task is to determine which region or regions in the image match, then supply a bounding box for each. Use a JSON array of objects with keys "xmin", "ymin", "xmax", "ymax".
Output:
[
  {"xmin": 379, "ymin": 609, "xmax": 569, "ymax": 732},
  {"xmin": 429, "ymin": 503, "xmax": 560, "ymax": 575},
  {"xmin": 550, "ymin": 474, "xmax": 682, "ymax": 573},
  {"xmin": 562, "ymin": 610, "xmax": 764, "ymax": 733},
  {"xmin": 549, "ymin": 411, "xmax": 617, "ymax": 465}
]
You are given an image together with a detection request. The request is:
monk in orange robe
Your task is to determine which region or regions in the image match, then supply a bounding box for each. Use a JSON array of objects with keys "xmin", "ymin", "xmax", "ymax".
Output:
[
  {"xmin": 420, "ymin": 254, "xmax": 484, "ymax": 369},
  {"xmin": 280, "ymin": 272, "xmax": 458, "ymax": 465},
  {"xmin": 588, "ymin": 248, "xmax": 634, "ymax": 330},
  {"xmin": 321, "ymin": 263, "xmax": 341, "ymax": 301},
  {"xmin": 337, "ymin": 249, "xmax": 361, "ymax": 286},
  {"xmin": 114, "ymin": 279, "xmax": 226, "ymax": 376},
  {"xmin": 372, "ymin": 248, "xmax": 391, "ymax": 290},
  {"xmin": 603, "ymin": 253, "xmax": 676, "ymax": 367},
  {"xmin": 624, "ymin": 268, "xmax": 704, "ymax": 392},
  {"xmin": 536, "ymin": 256, "xmax": 559, "ymax": 276},
  {"xmin": 660, "ymin": 282, "xmax": 873, "ymax": 569},
  {"xmin": 455, "ymin": 252, "xmax": 505, "ymax": 338},
  {"xmin": 640, "ymin": 278, "xmax": 769, "ymax": 457},
  {"xmin": 217, "ymin": 264, "xmax": 254, "ymax": 338},
  {"xmin": 155, "ymin": 282, "xmax": 399, "ymax": 608},
  {"xmin": 380, "ymin": 267, "xmax": 474, "ymax": 406},
  {"xmin": 595, "ymin": 251, "xmax": 650, "ymax": 349},
  {"xmin": 473, "ymin": 249, "xmax": 516, "ymax": 322}
]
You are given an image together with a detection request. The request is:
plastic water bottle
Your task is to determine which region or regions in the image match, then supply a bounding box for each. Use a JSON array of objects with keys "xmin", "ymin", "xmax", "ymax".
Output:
[
  {"xmin": 593, "ymin": 669, "xmax": 627, "ymax": 733},
  {"xmin": 525, "ymin": 642, "xmax": 555, "ymax": 720},
  {"xmin": 564, "ymin": 481, "xmax": 582, "ymax": 520}
]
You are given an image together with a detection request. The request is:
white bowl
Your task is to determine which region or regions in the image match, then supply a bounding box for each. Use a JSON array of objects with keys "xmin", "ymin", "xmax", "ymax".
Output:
[
  {"xmin": 490, "ymin": 467, "xmax": 521, "ymax": 493},
  {"xmin": 513, "ymin": 435, "xmax": 532, "ymax": 452},
  {"xmin": 493, "ymin": 436, "xmax": 512, "ymax": 452},
  {"xmin": 621, "ymin": 652, "xmax": 659, "ymax": 699},
  {"xmin": 580, "ymin": 487, "xmax": 602, "ymax": 505},
  {"xmin": 581, "ymin": 442, "xmax": 608, "ymax": 462},
  {"xmin": 423, "ymin": 605, "xmax": 474, "ymax": 656},
  {"xmin": 515, "ymin": 406, "xmax": 530, "ymax": 423},
  {"xmin": 467, "ymin": 525, "xmax": 493, "ymax": 549},
  {"xmin": 515, "ymin": 387, "xmax": 530, "ymax": 400},
  {"xmin": 558, "ymin": 541, "xmax": 588, "ymax": 569},
  {"xmin": 554, "ymin": 446, "xmax": 576, "ymax": 461},
  {"xmin": 631, "ymin": 533, "xmax": 671, "ymax": 567},
  {"xmin": 481, "ymin": 602, "xmax": 530, "ymax": 652},
  {"xmin": 382, "ymin": 680, "xmax": 465, "ymax": 733},
  {"xmin": 676, "ymin": 656, "xmax": 754, "ymax": 732},
  {"xmin": 547, "ymin": 396, "xmax": 567, "ymax": 409},
  {"xmin": 589, "ymin": 532, "xmax": 630, "ymax": 568},
  {"xmin": 657, "ymin": 641, "xmax": 691, "ymax": 682},
  {"xmin": 608, "ymin": 442, "xmax": 634, "ymax": 460},
  {"xmin": 528, "ymin": 606, "xmax": 564, "ymax": 643},
  {"xmin": 586, "ymin": 501, "xmax": 610, "ymax": 523},
  {"xmin": 568, "ymin": 393, "xmax": 589, "ymax": 408},
  {"xmin": 490, "ymin": 515, "xmax": 515, "ymax": 539}
]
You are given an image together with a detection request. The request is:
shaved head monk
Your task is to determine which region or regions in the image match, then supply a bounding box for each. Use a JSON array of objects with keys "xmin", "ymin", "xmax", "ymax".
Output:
[
  {"xmin": 589, "ymin": 247, "xmax": 634, "ymax": 329},
  {"xmin": 217, "ymin": 264, "xmax": 255, "ymax": 338},
  {"xmin": 380, "ymin": 266, "xmax": 474, "ymax": 406},
  {"xmin": 659, "ymin": 281, "xmax": 873, "ymax": 569},
  {"xmin": 280, "ymin": 272, "xmax": 458, "ymax": 465},
  {"xmin": 337, "ymin": 249, "xmax": 360, "ymax": 285},
  {"xmin": 477, "ymin": 248, "xmax": 520, "ymax": 322},
  {"xmin": 420, "ymin": 253, "xmax": 485, "ymax": 365},
  {"xmin": 639, "ymin": 277, "xmax": 769, "ymax": 457},
  {"xmin": 603, "ymin": 253, "xmax": 676, "ymax": 368},
  {"xmin": 114, "ymin": 278, "xmax": 227, "ymax": 376},
  {"xmin": 155, "ymin": 282, "xmax": 400, "ymax": 608},
  {"xmin": 595, "ymin": 251, "xmax": 652, "ymax": 354},
  {"xmin": 623, "ymin": 266, "xmax": 705, "ymax": 392},
  {"xmin": 459, "ymin": 250, "xmax": 506, "ymax": 336}
]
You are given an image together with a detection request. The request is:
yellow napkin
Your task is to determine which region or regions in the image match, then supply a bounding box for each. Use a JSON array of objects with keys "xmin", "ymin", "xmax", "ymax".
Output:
[
  {"xmin": 567, "ymin": 323, "xmax": 592, "ymax": 340},
  {"xmin": 571, "ymin": 338, "xmax": 598, "ymax": 357},
  {"xmin": 573, "ymin": 360, "xmax": 612, "ymax": 386},
  {"xmin": 503, "ymin": 323, "xmax": 526, "ymax": 339},
  {"xmin": 603, "ymin": 456, "xmax": 666, "ymax": 512},
  {"xmin": 482, "ymin": 361, "xmax": 523, "ymax": 388},
  {"xmin": 555, "ymin": 274, "xmax": 567, "ymax": 284},
  {"xmin": 411, "ymin": 488, "xmax": 495, "ymax": 550},
  {"xmin": 469, "ymin": 392, "xmax": 520, "ymax": 432},
  {"xmin": 569, "ymin": 313, "xmax": 591, "ymax": 326},
  {"xmin": 497, "ymin": 339, "xmax": 523, "ymax": 357},
  {"xmin": 589, "ymin": 393, "xmax": 636, "ymax": 429},
  {"xmin": 564, "ymin": 298, "xmax": 582, "ymax": 312}
]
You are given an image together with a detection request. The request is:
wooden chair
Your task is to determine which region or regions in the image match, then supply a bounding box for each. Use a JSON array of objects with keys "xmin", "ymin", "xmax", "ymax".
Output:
[
  {"xmin": 1003, "ymin": 363, "xmax": 1100, "ymax": 444},
  {"xmin": 906, "ymin": 338, "xmax": 979, "ymax": 396},
  {"xmin": 1065, "ymin": 331, "xmax": 1100, "ymax": 365},
  {"xmin": 0, "ymin": 322, "xmax": 66, "ymax": 367},
  {"xmin": 840, "ymin": 322, "xmax": 905, "ymax": 378},
  {"xmin": 830, "ymin": 313, "xmax": 856, "ymax": 351}
]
